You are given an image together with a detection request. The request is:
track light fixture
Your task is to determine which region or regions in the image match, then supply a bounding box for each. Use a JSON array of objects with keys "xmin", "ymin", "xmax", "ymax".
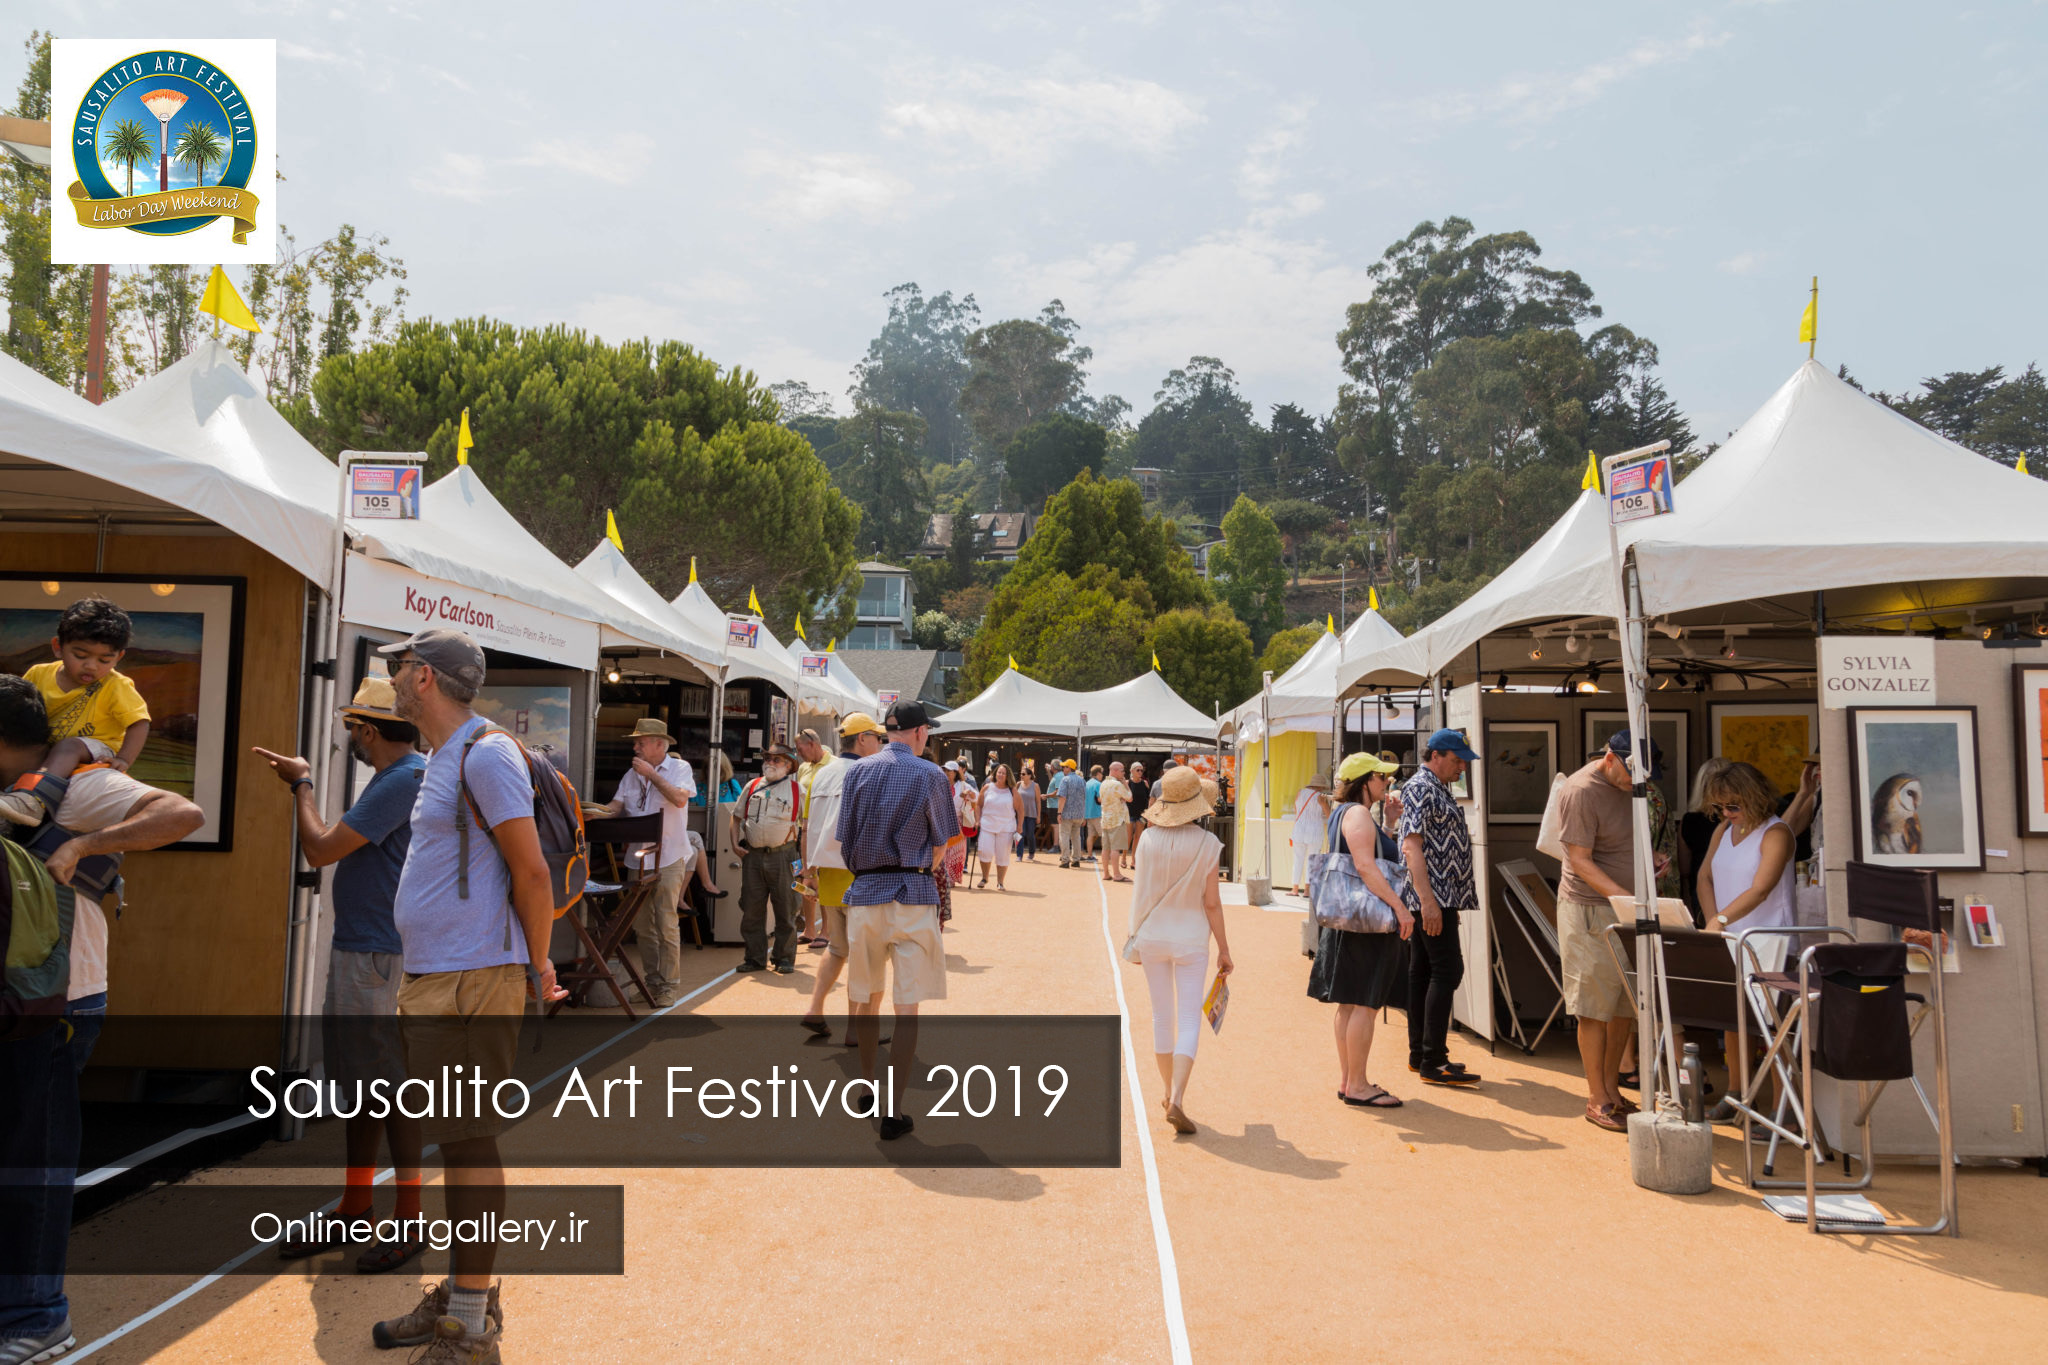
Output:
[
  {"xmin": 1528, "ymin": 643, "xmax": 1543, "ymax": 661},
  {"xmin": 1565, "ymin": 633, "xmax": 1582, "ymax": 654}
]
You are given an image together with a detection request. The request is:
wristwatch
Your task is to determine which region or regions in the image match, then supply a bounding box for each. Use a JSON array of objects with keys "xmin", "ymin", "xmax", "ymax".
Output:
[{"xmin": 1714, "ymin": 914, "xmax": 1729, "ymax": 927}]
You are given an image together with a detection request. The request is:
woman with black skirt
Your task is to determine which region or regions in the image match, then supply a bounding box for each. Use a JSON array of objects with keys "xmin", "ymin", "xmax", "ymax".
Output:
[{"xmin": 1308, "ymin": 752, "xmax": 1415, "ymax": 1108}]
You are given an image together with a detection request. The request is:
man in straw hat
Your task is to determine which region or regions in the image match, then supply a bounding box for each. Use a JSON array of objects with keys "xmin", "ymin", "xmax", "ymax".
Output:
[
  {"xmin": 252, "ymin": 677, "xmax": 429, "ymax": 1273},
  {"xmin": 595, "ymin": 718, "xmax": 697, "ymax": 1009}
]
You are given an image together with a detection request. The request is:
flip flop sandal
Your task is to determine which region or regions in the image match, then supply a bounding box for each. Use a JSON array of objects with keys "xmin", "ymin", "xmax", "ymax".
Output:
[
  {"xmin": 799, "ymin": 1018, "xmax": 831, "ymax": 1038},
  {"xmin": 1342, "ymin": 1087, "xmax": 1404, "ymax": 1108},
  {"xmin": 354, "ymin": 1237, "xmax": 425, "ymax": 1275}
]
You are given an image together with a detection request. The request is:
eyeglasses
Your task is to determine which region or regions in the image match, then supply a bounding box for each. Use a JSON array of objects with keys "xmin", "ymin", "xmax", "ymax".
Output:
[
  {"xmin": 389, "ymin": 656, "xmax": 420, "ymax": 676},
  {"xmin": 1715, "ymin": 802, "xmax": 1744, "ymax": 815}
]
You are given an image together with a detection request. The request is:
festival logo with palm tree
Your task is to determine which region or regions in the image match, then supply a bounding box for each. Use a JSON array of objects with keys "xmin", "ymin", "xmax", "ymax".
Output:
[
  {"xmin": 101, "ymin": 118, "xmax": 153, "ymax": 197},
  {"xmin": 174, "ymin": 118, "xmax": 228, "ymax": 188}
]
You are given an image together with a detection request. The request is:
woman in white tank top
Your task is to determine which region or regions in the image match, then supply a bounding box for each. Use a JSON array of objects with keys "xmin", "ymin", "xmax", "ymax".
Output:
[{"xmin": 1698, "ymin": 761, "xmax": 1797, "ymax": 1117}]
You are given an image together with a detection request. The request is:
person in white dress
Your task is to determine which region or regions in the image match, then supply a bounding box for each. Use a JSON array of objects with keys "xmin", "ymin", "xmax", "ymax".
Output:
[
  {"xmin": 1698, "ymin": 760, "xmax": 1797, "ymax": 1121},
  {"xmin": 974, "ymin": 765, "xmax": 1022, "ymax": 890},
  {"xmin": 1126, "ymin": 766, "xmax": 1234, "ymax": 1136},
  {"xmin": 1288, "ymin": 774, "xmax": 1332, "ymax": 894}
]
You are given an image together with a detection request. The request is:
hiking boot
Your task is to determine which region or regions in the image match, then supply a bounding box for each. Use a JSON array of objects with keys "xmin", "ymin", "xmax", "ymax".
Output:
[
  {"xmin": 372, "ymin": 1281, "xmax": 502, "ymax": 1350},
  {"xmin": 1419, "ymin": 1064, "xmax": 1480, "ymax": 1086},
  {"xmin": 409, "ymin": 1315, "xmax": 501, "ymax": 1364},
  {"xmin": 733, "ymin": 960, "xmax": 765, "ymax": 973},
  {"xmin": 0, "ymin": 1318, "xmax": 75, "ymax": 1364}
]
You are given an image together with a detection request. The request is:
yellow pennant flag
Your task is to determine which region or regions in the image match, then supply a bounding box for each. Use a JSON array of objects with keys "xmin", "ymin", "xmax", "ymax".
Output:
[
  {"xmin": 688, "ymin": 556, "xmax": 698, "ymax": 584},
  {"xmin": 747, "ymin": 587, "xmax": 762, "ymax": 615},
  {"xmin": 1008, "ymin": 654, "xmax": 1020, "ymax": 671},
  {"xmin": 198, "ymin": 265, "xmax": 259, "ymax": 333},
  {"xmin": 1151, "ymin": 651, "xmax": 1162, "ymax": 672},
  {"xmin": 2018, "ymin": 454, "xmax": 2032, "ymax": 476},
  {"xmin": 1368, "ymin": 586, "xmax": 1380, "ymax": 612},
  {"xmin": 1580, "ymin": 450, "xmax": 1600, "ymax": 492},
  {"xmin": 456, "ymin": 408, "xmax": 474, "ymax": 466},
  {"xmin": 1326, "ymin": 613, "xmax": 1336, "ymax": 634},
  {"xmin": 794, "ymin": 612, "xmax": 807, "ymax": 641},
  {"xmin": 604, "ymin": 509, "xmax": 623, "ymax": 552},
  {"xmin": 827, "ymin": 638, "xmax": 836, "ymax": 653},
  {"xmin": 1799, "ymin": 276, "xmax": 1818, "ymax": 352}
]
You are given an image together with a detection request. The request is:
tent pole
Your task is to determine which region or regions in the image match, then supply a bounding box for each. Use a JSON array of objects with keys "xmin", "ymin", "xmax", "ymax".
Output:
[{"xmin": 1260, "ymin": 671, "xmax": 1274, "ymax": 893}]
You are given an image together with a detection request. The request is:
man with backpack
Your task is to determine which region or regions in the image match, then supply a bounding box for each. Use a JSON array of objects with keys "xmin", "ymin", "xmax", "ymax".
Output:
[
  {"xmin": 729, "ymin": 743, "xmax": 801, "ymax": 975},
  {"xmin": 365, "ymin": 629, "xmax": 568, "ymax": 1364},
  {"xmin": 0, "ymin": 673, "xmax": 203, "ymax": 1365}
]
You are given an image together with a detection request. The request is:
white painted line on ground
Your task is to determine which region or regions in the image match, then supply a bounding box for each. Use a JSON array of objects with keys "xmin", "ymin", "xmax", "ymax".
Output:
[
  {"xmin": 77, "ymin": 1111, "xmax": 265, "ymax": 1189},
  {"xmin": 70, "ymin": 968, "xmax": 739, "ymax": 1360},
  {"xmin": 1096, "ymin": 878, "xmax": 1195, "ymax": 1365}
]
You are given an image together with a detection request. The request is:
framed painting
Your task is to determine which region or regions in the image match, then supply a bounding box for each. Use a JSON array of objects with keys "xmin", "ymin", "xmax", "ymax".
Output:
[
  {"xmin": 2013, "ymin": 666, "xmax": 2048, "ymax": 837},
  {"xmin": 0, "ymin": 573, "xmax": 246, "ymax": 849},
  {"xmin": 1709, "ymin": 702, "xmax": 1817, "ymax": 800},
  {"xmin": 1584, "ymin": 710, "xmax": 1688, "ymax": 813},
  {"xmin": 1846, "ymin": 706, "xmax": 1983, "ymax": 870},
  {"xmin": 1483, "ymin": 721, "xmax": 1557, "ymax": 823}
]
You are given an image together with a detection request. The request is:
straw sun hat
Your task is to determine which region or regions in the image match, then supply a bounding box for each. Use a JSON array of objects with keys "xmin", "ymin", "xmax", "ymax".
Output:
[{"xmin": 1147, "ymin": 765, "xmax": 1219, "ymax": 827}]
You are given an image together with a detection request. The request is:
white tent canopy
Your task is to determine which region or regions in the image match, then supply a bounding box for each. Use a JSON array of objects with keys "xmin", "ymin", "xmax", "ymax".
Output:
[
  {"xmin": 669, "ymin": 579, "xmax": 806, "ymax": 701},
  {"xmin": 939, "ymin": 667, "xmax": 1219, "ymax": 742},
  {"xmin": 780, "ymin": 635, "xmax": 879, "ymax": 716},
  {"xmin": 3, "ymin": 340, "xmax": 338, "ymax": 586},
  {"xmin": 1230, "ymin": 608, "xmax": 1410, "ymax": 741},
  {"xmin": 572, "ymin": 538, "xmax": 725, "ymax": 672},
  {"xmin": 1335, "ymin": 360, "xmax": 2048, "ymax": 695}
]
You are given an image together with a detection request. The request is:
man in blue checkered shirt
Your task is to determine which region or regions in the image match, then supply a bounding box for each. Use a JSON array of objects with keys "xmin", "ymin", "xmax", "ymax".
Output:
[{"xmin": 835, "ymin": 700, "xmax": 959, "ymax": 1139}]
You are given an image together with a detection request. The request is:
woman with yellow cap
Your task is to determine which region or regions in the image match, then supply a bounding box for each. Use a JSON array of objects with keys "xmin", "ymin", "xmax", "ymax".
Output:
[{"xmin": 1308, "ymin": 752, "xmax": 1415, "ymax": 1109}]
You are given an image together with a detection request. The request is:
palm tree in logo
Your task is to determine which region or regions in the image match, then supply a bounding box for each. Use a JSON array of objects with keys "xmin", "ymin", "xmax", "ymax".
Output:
[
  {"xmin": 173, "ymin": 119, "xmax": 227, "ymax": 189},
  {"xmin": 102, "ymin": 119, "xmax": 153, "ymax": 197}
]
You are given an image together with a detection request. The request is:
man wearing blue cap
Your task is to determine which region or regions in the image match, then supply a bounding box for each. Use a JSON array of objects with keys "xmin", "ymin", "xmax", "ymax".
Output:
[{"xmin": 1397, "ymin": 728, "xmax": 1482, "ymax": 1087}]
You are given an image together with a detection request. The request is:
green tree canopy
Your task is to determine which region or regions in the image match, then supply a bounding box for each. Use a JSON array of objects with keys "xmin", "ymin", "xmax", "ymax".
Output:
[
  {"xmin": 850, "ymin": 283, "xmax": 979, "ymax": 467},
  {"xmin": 1131, "ymin": 357, "xmax": 1266, "ymax": 526},
  {"xmin": 988, "ymin": 469, "xmax": 1208, "ymax": 618},
  {"xmin": 958, "ymin": 313, "xmax": 1087, "ymax": 459},
  {"xmin": 830, "ymin": 405, "xmax": 930, "ymax": 561},
  {"xmin": 965, "ymin": 567, "xmax": 1151, "ymax": 695},
  {"xmin": 1878, "ymin": 364, "xmax": 2048, "ymax": 469},
  {"xmin": 298, "ymin": 317, "xmax": 857, "ymax": 632},
  {"xmin": 1263, "ymin": 496, "xmax": 1335, "ymax": 585},
  {"xmin": 1004, "ymin": 412, "xmax": 1107, "ymax": 510},
  {"xmin": 1209, "ymin": 493, "xmax": 1287, "ymax": 649},
  {"xmin": 1258, "ymin": 622, "xmax": 1326, "ymax": 679},
  {"xmin": 1148, "ymin": 605, "xmax": 1258, "ymax": 715}
]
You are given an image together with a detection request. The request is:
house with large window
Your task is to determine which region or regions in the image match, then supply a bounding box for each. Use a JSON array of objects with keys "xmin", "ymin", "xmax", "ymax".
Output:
[
  {"xmin": 845, "ymin": 560, "xmax": 915, "ymax": 651},
  {"xmin": 917, "ymin": 510, "xmax": 1036, "ymax": 561}
]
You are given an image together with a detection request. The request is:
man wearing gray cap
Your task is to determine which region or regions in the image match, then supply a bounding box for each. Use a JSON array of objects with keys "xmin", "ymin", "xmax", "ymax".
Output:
[{"xmin": 366, "ymin": 628, "xmax": 564, "ymax": 1359}]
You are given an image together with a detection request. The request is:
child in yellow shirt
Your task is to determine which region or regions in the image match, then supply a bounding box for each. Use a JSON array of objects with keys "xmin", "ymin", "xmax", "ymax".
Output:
[{"xmin": 0, "ymin": 597, "xmax": 153, "ymax": 825}]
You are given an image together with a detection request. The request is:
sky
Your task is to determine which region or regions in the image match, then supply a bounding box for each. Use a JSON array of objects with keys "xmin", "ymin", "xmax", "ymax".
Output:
[{"xmin": 14, "ymin": 2, "xmax": 2047, "ymax": 441}]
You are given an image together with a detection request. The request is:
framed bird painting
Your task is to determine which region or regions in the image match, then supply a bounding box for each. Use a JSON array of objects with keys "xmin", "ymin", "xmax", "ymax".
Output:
[{"xmin": 1847, "ymin": 706, "xmax": 1984, "ymax": 870}]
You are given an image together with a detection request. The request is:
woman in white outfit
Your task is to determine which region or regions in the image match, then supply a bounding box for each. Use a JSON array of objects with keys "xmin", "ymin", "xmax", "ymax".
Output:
[
  {"xmin": 1288, "ymin": 775, "xmax": 1332, "ymax": 894},
  {"xmin": 1698, "ymin": 760, "xmax": 1796, "ymax": 1119},
  {"xmin": 1127, "ymin": 765, "xmax": 1234, "ymax": 1135},
  {"xmin": 974, "ymin": 765, "xmax": 1021, "ymax": 890}
]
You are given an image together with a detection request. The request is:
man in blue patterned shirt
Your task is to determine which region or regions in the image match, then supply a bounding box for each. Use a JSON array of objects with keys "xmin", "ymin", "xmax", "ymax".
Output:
[
  {"xmin": 1397, "ymin": 728, "xmax": 1483, "ymax": 1087},
  {"xmin": 835, "ymin": 700, "xmax": 959, "ymax": 1139}
]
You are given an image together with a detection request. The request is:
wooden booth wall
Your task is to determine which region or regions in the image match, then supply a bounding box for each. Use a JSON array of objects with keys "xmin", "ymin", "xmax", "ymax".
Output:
[{"xmin": 2, "ymin": 531, "xmax": 303, "ymax": 1022}]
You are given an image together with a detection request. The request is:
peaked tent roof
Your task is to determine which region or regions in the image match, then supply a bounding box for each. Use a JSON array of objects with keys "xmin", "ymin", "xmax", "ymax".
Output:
[
  {"xmin": 361, "ymin": 466, "xmax": 700, "ymax": 657},
  {"xmin": 669, "ymin": 580, "xmax": 805, "ymax": 699},
  {"xmin": 1629, "ymin": 359, "xmax": 2048, "ymax": 614},
  {"xmin": 1334, "ymin": 359, "xmax": 2048, "ymax": 696},
  {"xmin": 572, "ymin": 539, "xmax": 725, "ymax": 672},
  {"xmin": 1227, "ymin": 609, "xmax": 1414, "ymax": 740},
  {"xmin": 4, "ymin": 340, "xmax": 338, "ymax": 585},
  {"xmin": 939, "ymin": 667, "xmax": 1218, "ymax": 742},
  {"xmin": 778, "ymin": 632, "xmax": 871, "ymax": 716}
]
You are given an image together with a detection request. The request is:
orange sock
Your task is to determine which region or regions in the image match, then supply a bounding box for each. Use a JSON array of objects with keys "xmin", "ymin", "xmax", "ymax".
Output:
[
  {"xmin": 395, "ymin": 1173, "xmax": 422, "ymax": 1220},
  {"xmin": 338, "ymin": 1165, "xmax": 374, "ymax": 1218}
]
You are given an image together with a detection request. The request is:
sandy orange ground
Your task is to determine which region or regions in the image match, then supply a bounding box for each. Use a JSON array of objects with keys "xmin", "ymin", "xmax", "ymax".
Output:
[{"xmin": 58, "ymin": 855, "xmax": 2048, "ymax": 1362}]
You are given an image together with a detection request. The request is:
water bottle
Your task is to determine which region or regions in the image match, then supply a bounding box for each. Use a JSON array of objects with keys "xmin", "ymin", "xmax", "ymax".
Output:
[{"xmin": 1678, "ymin": 1042, "xmax": 1706, "ymax": 1123}]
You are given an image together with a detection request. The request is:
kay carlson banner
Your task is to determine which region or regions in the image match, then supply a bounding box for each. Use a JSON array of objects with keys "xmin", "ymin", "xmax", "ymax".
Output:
[{"xmin": 67, "ymin": 179, "xmax": 261, "ymax": 244}]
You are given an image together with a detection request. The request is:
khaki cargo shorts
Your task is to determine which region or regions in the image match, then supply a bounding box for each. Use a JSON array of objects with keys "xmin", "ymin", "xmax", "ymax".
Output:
[
  {"xmin": 397, "ymin": 962, "xmax": 528, "ymax": 1145},
  {"xmin": 846, "ymin": 900, "xmax": 947, "ymax": 1007},
  {"xmin": 1557, "ymin": 897, "xmax": 1635, "ymax": 1022}
]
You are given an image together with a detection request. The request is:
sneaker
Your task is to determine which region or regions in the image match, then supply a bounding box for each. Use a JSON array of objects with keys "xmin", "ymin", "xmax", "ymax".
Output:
[
  {"xmin": 0, "ymin": 787, "xmax": 47, "ymax": 827},
  {"xmin": 733, "ymin": 960, "xmax": 766, "ymax": 973},
  {"xmin": 373, "ymin": 1281, "xmax": 502, "ymax": 1350},
  {"xmin": 772, "ymin": 960, "xmax": 795, "ymax": 975},
  {"xmin": 0, "ymin": 1318, "xmax": 75, "ymax": 1364},
  {"xmin": 409, "ymin": 1315, "xmax": 501, "ymax": 1364},
  {"xmin": 1407, "ymin": 1060, "xmax": 1469, "ymax": 1076}
]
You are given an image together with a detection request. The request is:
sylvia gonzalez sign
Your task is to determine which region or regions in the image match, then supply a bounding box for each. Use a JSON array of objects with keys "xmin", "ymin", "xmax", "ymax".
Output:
[{"xmin": 1819, "ymin": 636, "xmax": 1936, "ymax": 710}]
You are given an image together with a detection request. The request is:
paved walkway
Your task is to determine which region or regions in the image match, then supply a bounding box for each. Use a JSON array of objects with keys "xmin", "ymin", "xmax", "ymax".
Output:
[{"xmin": 58, "ymin": 856, "xmax": 2048, "ymax": 1361}]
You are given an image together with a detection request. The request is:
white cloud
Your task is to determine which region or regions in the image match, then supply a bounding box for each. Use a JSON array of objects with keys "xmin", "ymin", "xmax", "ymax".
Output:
[
  {"xmin": 421, "ymin": 64, "xmax": 473, "ymax": 94},
  {"xmin": 518, "ymin": 132, "xmax": 655, "ymax": 187},
  {"xmin": 997, "ymin": 227, "xmax": 1372, "ymax": 403},
  {"xmin": 410, "ymin": 151, "xmax": 491, "ymax": 202},
  {"xmin": 885, "ymin": 64, "xmax": 1203, "ymax": 172},
  {"xmin": 1398, "ymin": 28, "xmax": 1729, "ymax": 135},
  {"xmin": 1237, "ymin": 100, "xmax": 1313, "ymax": 201},
  {"xmin": 1718, "ymin": 250, "xmax": 1765, "ymax": 275},
  {"xmin": 745, "ymin": 150, "xmax": 914, "ymax": 222}
]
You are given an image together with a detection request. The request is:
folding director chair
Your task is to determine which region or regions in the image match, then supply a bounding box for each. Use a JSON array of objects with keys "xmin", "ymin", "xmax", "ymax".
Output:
[
  {"xmin": 1737, "ymin": 861, "xmax": 1958, "ymax": 1236},
  {"xmin": 1494, "ymin": 859, "xmax": 1567, "ymax": 1055},
  {"xmin": 1601, "ymin": 921, "xmax": 1743, "ymax": 1101},
  {"xmin": 552, "ymin": 812, "xmax": 664, "ymax": 1019}
]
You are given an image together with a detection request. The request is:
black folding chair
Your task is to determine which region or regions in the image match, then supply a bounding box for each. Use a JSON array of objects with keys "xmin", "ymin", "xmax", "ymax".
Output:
[
  {"xmin": 1740, "ymin": 862, "xmax": 1958, "ymax": 1235},
  {"xmin": 552, "ymin": 813, "xmax": 662, "ymax": 1018}
]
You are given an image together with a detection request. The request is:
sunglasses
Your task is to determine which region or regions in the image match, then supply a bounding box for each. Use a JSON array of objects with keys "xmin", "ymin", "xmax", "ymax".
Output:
[{"xmin": 1715, "ymin": 802, "xmax": 1744, "ymax": 815}]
